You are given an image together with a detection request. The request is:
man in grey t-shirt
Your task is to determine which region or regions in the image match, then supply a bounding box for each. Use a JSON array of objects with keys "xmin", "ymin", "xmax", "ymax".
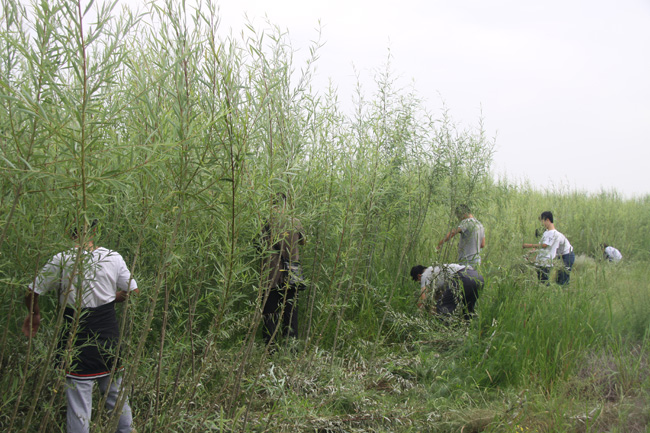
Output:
[{"xmin": 437, "ymin": 204, "xmax": 486, "ymax": 266}]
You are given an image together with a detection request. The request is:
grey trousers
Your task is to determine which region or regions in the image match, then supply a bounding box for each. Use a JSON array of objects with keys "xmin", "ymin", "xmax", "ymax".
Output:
[{"xmin": 65, "ymin": 375, "xmax": 132, "ymax": 433}]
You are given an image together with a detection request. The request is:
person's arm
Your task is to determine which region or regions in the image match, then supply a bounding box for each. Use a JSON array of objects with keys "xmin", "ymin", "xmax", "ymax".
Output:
[
  {"xmin": 523, "ymin": 242, "xmax": 549, "ymax": 249},
  {"xmin": 115, "ymin": 288, "xmax": 139, "ymax": 303},
  {"xmin": 480, "ymin": 236, "xmax": 486, "ymax": 249},
  {"xmin": 23, "ymin": 290, "xmax": 41, "ymax": 338},
  {"xmin": 115, "ymin": 252, "xmax": 139, "ymax": 303},
  {"xmin": 417, "ymin": 287, "xmax": 426, "ymax": 310},
  {"xmin": 437, "ymin": 227, "xmax": 461, "ymax": 250}
]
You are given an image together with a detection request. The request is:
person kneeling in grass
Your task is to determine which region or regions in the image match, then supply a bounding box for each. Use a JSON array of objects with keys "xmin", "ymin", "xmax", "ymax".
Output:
[
  {"xmin": 410, "ymin": 264, "xmax": 484, "ymax": 320},
  {"xmin": 602, "ymin": 243, "xmax": 623, "ymax": 262}
]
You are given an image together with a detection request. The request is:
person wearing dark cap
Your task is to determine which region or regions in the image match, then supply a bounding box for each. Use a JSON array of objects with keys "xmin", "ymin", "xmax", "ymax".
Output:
[{"xmin": 22, "ymin": 219, "xmax": 138, "ymax": 433}]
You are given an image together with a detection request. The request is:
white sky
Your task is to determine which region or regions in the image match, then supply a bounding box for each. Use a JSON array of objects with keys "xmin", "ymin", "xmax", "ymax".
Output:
[{"xmin": 121, "ymin": 0, "xmax": 650, "ymax": 197}]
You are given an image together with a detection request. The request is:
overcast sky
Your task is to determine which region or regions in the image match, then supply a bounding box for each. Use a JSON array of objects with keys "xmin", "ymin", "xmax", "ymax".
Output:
[{"xmin": 119, "ymin": 0, "xmax": 650, "ymax": 197}]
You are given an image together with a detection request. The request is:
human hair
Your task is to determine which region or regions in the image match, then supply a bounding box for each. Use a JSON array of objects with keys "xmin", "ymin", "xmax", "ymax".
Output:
[
  {"xmin": 539, "ymin": 211, "xmax": 553, "ymax": 223},
  {"xmin": 410, "ymin": 265, "xmax": 427, "ymax": 281},
  {"xmin": 455, "ymin": 204, "xmax": 470, "ymax": 219},
  {"xmin": 71, "ymin": 218, "xmax": 98, "ymax": 240}
]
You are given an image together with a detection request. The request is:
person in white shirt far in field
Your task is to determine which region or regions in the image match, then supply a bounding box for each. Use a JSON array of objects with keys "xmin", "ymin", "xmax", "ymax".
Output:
[
  {"xmin": 602, "ymin": 244, "xmax": 623, "ymax": 262},
  {"xmin": 522, "ymin": 211, "xmax": 563, "ymax": 284}
]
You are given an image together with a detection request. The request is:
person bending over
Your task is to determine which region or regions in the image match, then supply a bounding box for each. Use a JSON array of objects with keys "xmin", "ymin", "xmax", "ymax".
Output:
[
  {"xmin": 410, "ymin": 263, "xmax": 484, "ymax": 320},
  {"xmin": 602, "ymin": 244, "xmax": 622, "ymax": 262}
]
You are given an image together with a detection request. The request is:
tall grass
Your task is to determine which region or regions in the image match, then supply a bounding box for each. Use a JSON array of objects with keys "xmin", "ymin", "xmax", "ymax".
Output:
[{"xmin": 1, "ymin": 1, "xmax": 649, "ymax": 432}]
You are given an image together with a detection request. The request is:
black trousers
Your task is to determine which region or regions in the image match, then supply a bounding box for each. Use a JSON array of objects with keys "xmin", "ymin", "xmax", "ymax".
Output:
[
  {"xmin": 262, "ymin": 286, "xmax": 298, "ymax": 343},
  {"xmin": 437, "ymin": 269, "xmax": 484, "ymax": 320}
]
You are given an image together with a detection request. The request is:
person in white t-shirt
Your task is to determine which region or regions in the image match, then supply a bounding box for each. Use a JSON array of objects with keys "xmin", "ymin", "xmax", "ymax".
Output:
[
  {"xmin": 22, "ymin": 219, "xmax": 138, "ymax": 433},
  {"xmin": 602, "ymin": 244, "xmax": 623, "ymax": 262},
  {"xmin": 410, "ymin": 263, "xmax": 484, "ymax": 319},
  {"xmin": 523, "ymin": 211, "xmax": 561, "ymax": 284}
]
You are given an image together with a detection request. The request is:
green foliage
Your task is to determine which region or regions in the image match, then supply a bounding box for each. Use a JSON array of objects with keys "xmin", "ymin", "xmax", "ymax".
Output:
[{"xmin": 1, "ymin": 0, "xmax": 649, "ymax": 432}]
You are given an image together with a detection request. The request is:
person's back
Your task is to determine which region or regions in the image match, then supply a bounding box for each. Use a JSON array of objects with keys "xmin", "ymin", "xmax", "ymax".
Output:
[
  {"xmin": 263, "ymin": 213, "xmax": 305, "ymax": 288},
  {"xmin": 556, "ymin": 232, "xmax": 572, "ymax": 256},
  {"xmin": 36, "ymin": 247, "xmax": 136, "ymax": 308},
  {"xmin": 411, "ymin": 263, "xmax": 484, "ymax": 320},
  {"xmin": 438, "ymin": 205, "xmax": 485, "ymax": 267},
  {"xmin": 604, "ymin": 245, "xmax": 622, "ymax": 262},
  {"xmin": 457, "ymin": 217, "xmax": 485, "ymax": 266}
]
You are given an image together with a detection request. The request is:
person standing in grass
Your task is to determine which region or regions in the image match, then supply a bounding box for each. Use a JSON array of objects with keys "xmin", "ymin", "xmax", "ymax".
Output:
[
  {"xmin": 602, "ymin": 244, "xmax": 623, "ymax": 262},
  {"xmin": 437, "ymin": 204, "xmax": 486, "ymax": 267},
  {"xmin": 22, "ymin": 219, "xmax": 138, "ymax": 433},
  {"xmin": 410, "ymin": 263, "xmax": 484, "ymax": 320},
  {"xmin": 555, "ymin": 231, "xmax": 575, "ymax": 285},
  {"xmin": 523, "ymin": 211, "xmax": 561, "ymax": 284},
  {"xmin": 261, "ymin": 193, "xmax": 306, "ymax": 345}
]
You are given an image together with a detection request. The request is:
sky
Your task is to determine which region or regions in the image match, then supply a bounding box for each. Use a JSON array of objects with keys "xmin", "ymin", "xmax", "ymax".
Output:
[{"xmin": 118, "ymin": 0, "xmax": 650, "ymax": 197}]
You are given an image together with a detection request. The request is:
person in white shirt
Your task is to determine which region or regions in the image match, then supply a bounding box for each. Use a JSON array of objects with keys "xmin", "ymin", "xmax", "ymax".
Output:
[
  {"xmin": 22, "ymin": 219, "xmax": 138, "ymax": 433},
  {"xmin": 410, "ymin": 263, "xmax": 484, "ymax": 320},
  {"xmin": 602, "ymin": 244, "xmax": 623, "ymax": 262},
  {"xmin": 523, "ymin": 211, "xmax": 561, "ymax": 284}
]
